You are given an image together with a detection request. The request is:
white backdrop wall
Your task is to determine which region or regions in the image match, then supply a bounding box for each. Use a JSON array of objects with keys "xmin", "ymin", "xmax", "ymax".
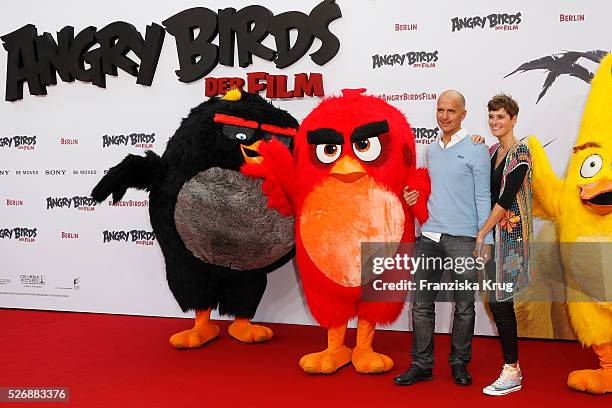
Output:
[{"xmin": 0, "ymin": 0, "xmax": 609, "ymax": 336}]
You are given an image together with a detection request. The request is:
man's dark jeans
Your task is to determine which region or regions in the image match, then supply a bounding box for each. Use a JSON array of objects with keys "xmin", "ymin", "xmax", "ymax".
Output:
[{"xmin": 411, "ymin": 234, "xmax": 478, "ymax": 371}]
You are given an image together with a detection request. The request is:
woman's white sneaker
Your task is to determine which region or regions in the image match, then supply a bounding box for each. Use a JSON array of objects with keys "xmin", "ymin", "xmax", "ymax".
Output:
[{"xmin": 483, "ymin": 364, "xmax": 522, "ymax": 396}]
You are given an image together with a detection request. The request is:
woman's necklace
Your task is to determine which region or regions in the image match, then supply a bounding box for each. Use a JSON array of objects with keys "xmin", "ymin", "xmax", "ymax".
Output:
[{"xmin": 496, "ymin": 138, "xmax": 518, "ymax": 167}]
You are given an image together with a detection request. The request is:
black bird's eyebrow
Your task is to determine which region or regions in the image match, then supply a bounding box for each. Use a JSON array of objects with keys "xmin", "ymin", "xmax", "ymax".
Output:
[
  {"xmin": 307, "ymin": 128, "xmax": 344, "ymax": 145},
  {"xmin": 350, "ymin": 120, "xmax": 389, "ymax": 142}
]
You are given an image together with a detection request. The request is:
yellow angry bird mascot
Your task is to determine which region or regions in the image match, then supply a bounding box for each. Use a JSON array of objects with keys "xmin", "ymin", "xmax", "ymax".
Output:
[{"xmin": 528, "ymin": 53, "xmax": 612, "ymax": 394}]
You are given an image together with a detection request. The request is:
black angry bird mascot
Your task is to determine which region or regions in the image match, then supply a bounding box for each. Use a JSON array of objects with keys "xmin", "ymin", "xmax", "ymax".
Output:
[{"xmin": 91, "ymin": 90, "xmax": 297, "ymax": 348}]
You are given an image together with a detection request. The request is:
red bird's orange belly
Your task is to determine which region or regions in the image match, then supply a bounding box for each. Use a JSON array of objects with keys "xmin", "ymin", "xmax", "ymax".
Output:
[{"xmin": 299, "ymin": 176, "xmax": 405, "ymax": 288}]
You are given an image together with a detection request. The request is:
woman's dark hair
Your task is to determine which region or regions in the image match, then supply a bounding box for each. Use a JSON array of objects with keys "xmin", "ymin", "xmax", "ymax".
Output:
[{"xmin": 487, "ymin": 94, "xmax": 519, "ymax": 117}]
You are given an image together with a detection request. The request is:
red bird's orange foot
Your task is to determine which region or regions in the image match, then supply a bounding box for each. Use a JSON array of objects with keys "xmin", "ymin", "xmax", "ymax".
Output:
[
  {"xmin": 568, "ymin": 368, "xmax": 612, "ymax": 394},
  {"xmin": 299, "ymin": 347, "xmax": 352, "ymax": 374},
  {"xmin": 228, "ymin": 320, "xmax": 273, "ymax": 343},
  {"xmin": 351, "ymin": 347, "xmax": 394, "ymax": 374},
  {"xmin": 169, "ymin": 323, "xmax": 220, "ymax": 349}
]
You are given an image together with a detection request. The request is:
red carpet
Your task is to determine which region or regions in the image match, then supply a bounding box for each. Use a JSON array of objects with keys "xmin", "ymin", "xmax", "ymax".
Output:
[{"xmin": 0, "ymin": 309, "xmax": 609, "ymax": 407}]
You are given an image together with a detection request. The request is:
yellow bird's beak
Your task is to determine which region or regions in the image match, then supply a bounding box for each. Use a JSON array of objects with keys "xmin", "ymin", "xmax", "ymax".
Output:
[{"xmin": 580, "ymin": 178, "xmax": 612, "ymax": 215}]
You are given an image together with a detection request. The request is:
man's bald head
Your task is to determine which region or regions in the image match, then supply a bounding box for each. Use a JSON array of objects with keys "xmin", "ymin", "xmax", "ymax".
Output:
[
  {"xmin": 436, "ymin": 90, "xmax": 467, "ymax": 137},
  {"xmin": 438, "ymin": 90, "xmax": 466, "ymax": 109}
]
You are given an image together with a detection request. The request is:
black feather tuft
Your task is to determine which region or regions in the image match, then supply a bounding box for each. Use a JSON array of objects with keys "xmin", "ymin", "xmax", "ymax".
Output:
[{"xmin": 91, "ymin": 150, "xmax": 165, "ymax": 203}]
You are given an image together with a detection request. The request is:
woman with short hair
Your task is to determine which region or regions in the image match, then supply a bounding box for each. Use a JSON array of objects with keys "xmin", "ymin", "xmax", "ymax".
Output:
[{"xmin": 474, "ymin": 94, "xmax": 533, "ymax": 396}]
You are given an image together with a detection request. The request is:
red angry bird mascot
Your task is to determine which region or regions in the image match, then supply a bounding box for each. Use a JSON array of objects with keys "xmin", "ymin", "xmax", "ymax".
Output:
[{"xmin": 243, "ymin": 88, "xmax": 430, "ymax": 374}]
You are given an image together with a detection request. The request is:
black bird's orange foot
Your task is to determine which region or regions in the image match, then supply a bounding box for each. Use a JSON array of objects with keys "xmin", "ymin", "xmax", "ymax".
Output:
[
  {"xmin": 228, "ymin": 318, "xmax": 273, "ymax": 343},
  {"xmin": 169, "ymin": 308, "xmax": 219, "ymax": 349}
]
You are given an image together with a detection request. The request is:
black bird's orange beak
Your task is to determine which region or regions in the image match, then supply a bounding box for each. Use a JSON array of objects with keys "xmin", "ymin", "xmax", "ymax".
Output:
[{"xmin": 241, "ymin": 140, "xmax": 264, "ymax": 165}]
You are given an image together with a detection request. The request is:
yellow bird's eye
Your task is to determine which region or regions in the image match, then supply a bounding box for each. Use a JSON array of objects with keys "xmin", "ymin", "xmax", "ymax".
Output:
[
  {"xmin": 315, "ymin": 144, "xmax": 342, "ymax": 164},
  {"xmin": 580, "ymin": 154, "xmax": 603, "ymax": 178}
]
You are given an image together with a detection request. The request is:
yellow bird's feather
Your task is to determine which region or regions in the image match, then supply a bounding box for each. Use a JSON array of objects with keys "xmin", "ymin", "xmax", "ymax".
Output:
[
  {"xmin": 524, "ymin": 54, "xmax": 612, "ymax": 346},
  {"xmin": 527, "ymin": 136, "xmax": 563, "ymax": 219}
]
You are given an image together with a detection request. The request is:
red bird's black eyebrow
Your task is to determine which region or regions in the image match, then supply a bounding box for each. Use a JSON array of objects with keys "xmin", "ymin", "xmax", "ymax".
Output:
[
  {"xmin": 307, "ymin": 128, "xmax": 343, "ymax": 145},
  {"xmin": 350, "ymin": 120, "xmax": 389, "ymax": 142}
]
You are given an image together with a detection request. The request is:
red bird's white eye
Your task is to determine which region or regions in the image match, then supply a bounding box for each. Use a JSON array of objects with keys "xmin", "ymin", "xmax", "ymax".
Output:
[
  {"xmin": 353, "ymin": 137, "xmax": 382, "ymax": 162},
  {"xmin": 315, "ymin": 144, "xmax": 342, "ymax": 164}
]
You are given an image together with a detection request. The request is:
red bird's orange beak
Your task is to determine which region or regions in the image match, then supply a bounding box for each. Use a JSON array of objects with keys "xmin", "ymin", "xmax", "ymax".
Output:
[
  {"xmin": 241, "ymin": 140, "xmax": 264, "ymax": 165},
  {"xmin": 579, "ymin": 178, "xmax": 612, "ymax": 215},
  {"xmin": 329, "ymin": 156, "xmax": 366, "ymax": 183}
]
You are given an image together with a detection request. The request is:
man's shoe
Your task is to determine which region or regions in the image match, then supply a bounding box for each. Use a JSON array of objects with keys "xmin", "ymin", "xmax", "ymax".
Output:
[
  {"xmin": 452, "ymin": 364, "xmax": 472, "ymax": 386},
  {"xmin": 394, "ymin": 366, "xmax": 433, "ymax": 386}
]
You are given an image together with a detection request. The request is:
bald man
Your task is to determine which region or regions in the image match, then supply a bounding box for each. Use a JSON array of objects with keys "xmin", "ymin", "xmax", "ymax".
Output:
[{"xmin": 395, "ymin": 90, "xmax": 493, "ymax": 387}]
